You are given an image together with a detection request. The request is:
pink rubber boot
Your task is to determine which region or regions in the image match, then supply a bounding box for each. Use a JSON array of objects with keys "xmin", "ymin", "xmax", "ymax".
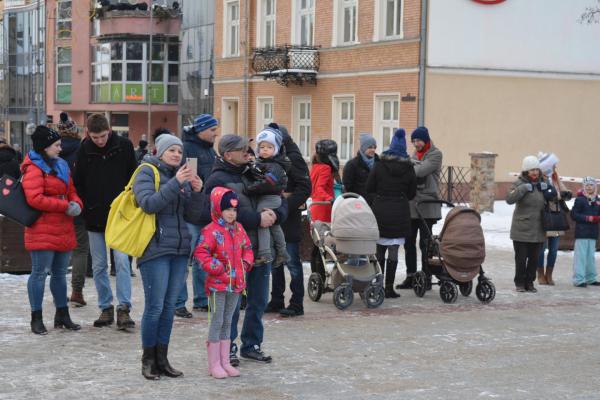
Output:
[
  {"xmin": 207, "ymin": 341, "xmax": 228, "ymax": 379},
  {"xmin": 220, "ymin": 340, "xmax": 240, "ymax": 377}
]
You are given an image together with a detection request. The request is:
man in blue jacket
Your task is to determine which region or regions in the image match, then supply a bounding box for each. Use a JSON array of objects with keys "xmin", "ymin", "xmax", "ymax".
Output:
[
  {"xmin": 175, "ymin": 114, "xmax": 219, "ymax": 318},
  {"xmin": 201, "ymin": 134, "xmax": 288, "ymax": 365}
]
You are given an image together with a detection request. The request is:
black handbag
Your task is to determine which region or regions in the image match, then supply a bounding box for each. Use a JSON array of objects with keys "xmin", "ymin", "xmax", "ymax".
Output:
[
  {"xmin": 542, "ymin": 201, "xmax": 570, "ymax": 232},
  {"xmin": 0, "ymin": 174, "xmax": 41, "ymax": 227}
]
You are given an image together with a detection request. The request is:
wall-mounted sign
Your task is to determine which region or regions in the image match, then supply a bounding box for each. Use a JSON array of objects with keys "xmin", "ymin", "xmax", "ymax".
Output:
[
  {"xmin": 472, "ymin": 0, "xmax": 506, "ymax": 4},
  {"xmin": 401, "ymin": 93, "xmax": 416, "ymax": 102}
]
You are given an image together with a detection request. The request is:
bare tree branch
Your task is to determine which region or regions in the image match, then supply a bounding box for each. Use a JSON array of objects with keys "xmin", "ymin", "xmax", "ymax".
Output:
[{"xmin": 580, "ymin": 1, "xmax": 600, "ymax": 24}]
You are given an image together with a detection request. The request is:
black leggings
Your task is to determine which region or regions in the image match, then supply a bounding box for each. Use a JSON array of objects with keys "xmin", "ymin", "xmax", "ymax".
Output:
[
  {"xmin": 376, "ymin": 244, "xmax": 399, "ymax": 264},
  {"xmin": 513, "ymin": 241, "xmax": 543, "ymax": 287}
]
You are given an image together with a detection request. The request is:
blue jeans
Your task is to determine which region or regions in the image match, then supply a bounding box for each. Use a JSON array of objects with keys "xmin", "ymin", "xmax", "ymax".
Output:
[
  {"xmin": 271, "ymin": 242, "xmax": 304, "ymax": 307},
  {"xmin": 231, "ymin": 262, "xmax": 272, "ymax": 353},
  {"xmin": 139, "ymin": 255, "xmax": 188, "ymax": 348},
  {"xmin": 88, "ymin": 231, "xmax": 132, "ymax": 310},
  {"xmin": 175, "ymin": 223, "xmax": 208, "ymax": 309},
  {"xmin": 28, "ymin": 250, "xmax": 71, "ymax": 312},
  {"xmin": 538, "ymin": 236, "xmax": 560, "ymax": 269},
  {"xmin": 573, "ymin": 239, "xmax": 598, "ymax": 286}
]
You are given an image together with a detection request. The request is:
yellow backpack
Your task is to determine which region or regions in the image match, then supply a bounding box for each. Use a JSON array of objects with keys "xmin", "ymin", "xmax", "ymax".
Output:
[{"xmin": 105, "ymin": 163, "xmax": 160, "ymax": 257}]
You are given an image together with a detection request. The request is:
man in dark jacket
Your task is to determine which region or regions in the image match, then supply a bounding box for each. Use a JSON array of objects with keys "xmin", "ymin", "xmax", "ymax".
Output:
[
  {"xmin": 343, "ymin": 133, "xmax": 378, "ymax": 202},
  {"xmin": 174, "ymin": 114, "xmax": 220, "ymax": 318},
  {"xmin": 73, "ymin": 114, "xmax": 138, "ymax": 330},
  {"xmin": 398, "ymin": 126, "xmax": 443, "ymax": 290},
  {"xmin": 264, "ymin": 124, "xmax": 311, "ymax": 317},
  {"xmin": 199, "ymin": 134, "xmax": 288, "ymax": 365},
  {"xmin": 57, "ymin": 112, "xmax": 90, "ymax": 307}
]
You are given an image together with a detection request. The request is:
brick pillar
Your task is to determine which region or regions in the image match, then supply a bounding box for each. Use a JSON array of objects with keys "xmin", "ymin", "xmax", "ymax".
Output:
[{"xmin": 469, "ymin": 152, "xmax": 498, "ymax": 213}]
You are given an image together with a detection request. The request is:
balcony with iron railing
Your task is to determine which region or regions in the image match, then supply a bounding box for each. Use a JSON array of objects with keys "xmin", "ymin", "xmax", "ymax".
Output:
[{"xmin": 252, "ymin": 45, "xmax": 320, "ymax": 86}]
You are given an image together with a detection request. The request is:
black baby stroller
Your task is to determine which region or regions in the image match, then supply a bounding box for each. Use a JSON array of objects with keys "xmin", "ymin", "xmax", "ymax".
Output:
[
  {"xmin": 412, "ymin": 200, "xmax": 496, "ymax": 304},
  {"xmin": 308, "ymin": 193, "xmax": 385, "ymax": 310}
]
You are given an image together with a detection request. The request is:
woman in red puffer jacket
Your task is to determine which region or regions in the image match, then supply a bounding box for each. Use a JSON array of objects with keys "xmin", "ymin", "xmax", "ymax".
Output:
[
  {"xmin": 194, "ymin": 187, "xmax": 253, "ymax": 379},
  {"xmin": 22, "ymin": 126, "xmax": 83, "ymax": 335}
]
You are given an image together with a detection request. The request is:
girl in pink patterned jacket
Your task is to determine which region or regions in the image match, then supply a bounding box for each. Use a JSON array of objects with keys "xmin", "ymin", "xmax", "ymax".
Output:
[{"xmin": 194, "ymin": 187, "xmax": 253, "ymax": 379}]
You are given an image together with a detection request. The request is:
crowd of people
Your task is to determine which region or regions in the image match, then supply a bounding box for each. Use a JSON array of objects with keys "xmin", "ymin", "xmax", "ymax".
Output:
[{"xmin": 8, "ymin": 110, "xmax": 600, "ymax": 380}]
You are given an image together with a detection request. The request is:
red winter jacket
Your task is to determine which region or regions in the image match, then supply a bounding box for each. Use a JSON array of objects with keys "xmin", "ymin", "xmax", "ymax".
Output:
[
  {"xmin": 310, "ymin": 163, "xmax": 334, "ymax": 222},
  {"xmin": 21, "ymin": 155, "xmax": 82, "ymax": 252},
  {"xmin": 194, "ymin": 187, "xmax": 254, "ymax": 294}
]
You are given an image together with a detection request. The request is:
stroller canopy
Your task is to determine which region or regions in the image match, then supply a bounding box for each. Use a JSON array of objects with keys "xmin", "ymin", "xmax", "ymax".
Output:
[
  {"xmin": 330, "ymin": 193, "xmax": 379, "ymax": 255},
  {"xmin": 439, "ymin": 207, "xmax": 486, "ymax": 282}
]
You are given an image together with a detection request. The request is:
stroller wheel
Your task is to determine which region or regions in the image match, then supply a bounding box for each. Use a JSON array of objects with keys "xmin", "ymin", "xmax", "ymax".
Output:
[
  {"xmin": 362, "ymin": 285, "xmax": 385, "ymax": 309},
  {"xmin": 307, "ymin": 273, "xmax": 324, "ymax": 302},
  {"xmin": 333, "ymin": 285, "xmax": 354, "ymax": 310},
  {"xmin": 413, "ymin": 271, "xmax": 427, "ymax": 298},
  {"xmin": 439, "ymin": 281, "xmax": 459, "ymax": 304},
  {"xmin": 459, "ymin": 281, "xmax": 473, "ymax": 297},
  {"xmin": 475, "ymin": 280, "xmax": 496, "ymax": 304}
]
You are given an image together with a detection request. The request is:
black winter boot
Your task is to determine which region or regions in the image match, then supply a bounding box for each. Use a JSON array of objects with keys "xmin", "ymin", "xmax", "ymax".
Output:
[
  {"xmin": 142, "ymin": 347, "xmax": 160, "ymax": 380},
  {"xmin": 31, "ymin": 310, "xmax": 48, "ymax": 335},
  {"xmin": 54, "ymin": 307, "xmax": 81, "ymax": 330},
  {"xmin": 156, "ymin": 343, "xmax": 183, "ymax": 377},
  {"xmin": 395, "ymin": 274, "xmax": 414, "ymax": 290},
  {"xmin": 385, "ymin": 260, "xmax": 401, "ymax": 298}
]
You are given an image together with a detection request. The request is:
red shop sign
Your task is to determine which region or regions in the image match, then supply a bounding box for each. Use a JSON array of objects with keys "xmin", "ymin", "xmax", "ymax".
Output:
[{"xmin": 472, "ymin": 0, "xmax": 506, "ymax": 4}]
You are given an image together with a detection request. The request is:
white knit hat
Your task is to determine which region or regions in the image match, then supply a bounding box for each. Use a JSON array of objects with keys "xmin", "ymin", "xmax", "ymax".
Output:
[
  {"xmin": 537, "ymin": 151, "xmax": 559, "ymax": 176},
  {"xmin": 522, "ymin": 155, "xmax": 540, "ymax": 172}
]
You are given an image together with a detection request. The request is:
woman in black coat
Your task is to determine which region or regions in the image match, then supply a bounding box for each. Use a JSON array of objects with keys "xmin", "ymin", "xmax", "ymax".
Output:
[{"xmin": 366, "ymin": 128, "xmax": 416, "ymax": 298}]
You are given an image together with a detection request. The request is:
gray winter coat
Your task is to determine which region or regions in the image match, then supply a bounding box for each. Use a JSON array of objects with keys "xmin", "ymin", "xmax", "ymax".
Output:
[
  {"xmin": 409, "ymin": 144, "xmax": 443, "ymax": 219},
  {"xmin": 133, "ymin": 156, "xmax": 200, "ymax": 264},
  {"xmin": 506, "ymin": 175, "xmax": 547, "ymax": 243}
]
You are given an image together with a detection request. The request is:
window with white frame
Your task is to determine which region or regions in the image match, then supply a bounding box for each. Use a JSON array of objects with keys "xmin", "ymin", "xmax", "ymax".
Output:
[
  {"xmin": 56, "ymin": 46, "xmax": 72, "ymax": 103},
  {"xmin": 376, "ymin": 0, "xmax": 403, "ymax": 40},
  {"xmin": 374, "ymin": 95, "xmax": 399, "ymax": 151},
  {"xmin": 333, "ymin": 97, "xmax": 354, "ymax": 161},
  {"xmin": 256, "ymin": 97, "xmax": 273, "ymax": 130},
  {"xmin": 293, "ymin": 97, "xmax": 311, "ymax": 158},
  {"xmin": 56, "ymin": 0, "xmax": 72, "ymax": 39},
  {"xmin": 293, "ymin": 0, "xmax": 314, "ymax": 46},
  {"xmin": 334, "ymin": 0, "xmax": 357, "ymax": 46},
  {"xmin": 224, "ymin": 0, "xmax": 240, "ymax": 57},
  {"xmin": 258, "ymin": 0, "xmax": 276, "ymax": 47}
]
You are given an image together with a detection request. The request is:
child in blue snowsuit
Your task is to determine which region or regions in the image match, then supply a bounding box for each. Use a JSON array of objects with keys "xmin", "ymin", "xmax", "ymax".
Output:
[{"xmin": 570, "ymin": 177, "xmax": 600, "ymax": 287}]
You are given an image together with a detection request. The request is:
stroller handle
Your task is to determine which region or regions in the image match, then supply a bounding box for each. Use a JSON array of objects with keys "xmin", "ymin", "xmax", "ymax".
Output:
[
  {"xmin": 338, "ymin": 192, "xmax": 361, "ymax": 200},
  {"xmin": 414, "ymin": 200, "xmax": 455, "ymax": 240}
]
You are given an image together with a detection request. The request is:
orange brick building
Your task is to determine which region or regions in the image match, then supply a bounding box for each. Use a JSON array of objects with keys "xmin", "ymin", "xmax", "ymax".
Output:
[{"xmin": 213, "ymin": 0, "xmax": 422, "ymax": 164}]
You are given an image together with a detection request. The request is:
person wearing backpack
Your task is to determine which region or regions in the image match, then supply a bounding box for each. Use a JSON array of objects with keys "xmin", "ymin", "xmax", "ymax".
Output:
[
  {"xmin": 22, "ymin": 126, "xmax": 83, "ymax": 335},
  {"xmin": 72, "ymin": 114, "xmax": 138, "ymax": 330},
  {"xmin": 133, "ymin": 134, "xmax": 203, "ymax": 380}
]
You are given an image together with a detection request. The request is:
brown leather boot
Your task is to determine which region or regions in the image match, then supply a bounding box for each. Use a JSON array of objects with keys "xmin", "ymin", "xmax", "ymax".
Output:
[
  {"xmin": 546, "ymin": 268, "xmax": 555, "ymax": 286},
  {"xmin": 537, "ymin": 268, "xmax": 548, "ymax": 285},
  {"xmin": 69, "ymin": 290, "xmax": 86, "ymax": 307}
]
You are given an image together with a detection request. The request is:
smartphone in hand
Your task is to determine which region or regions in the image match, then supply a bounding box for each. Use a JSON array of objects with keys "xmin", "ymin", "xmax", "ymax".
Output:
[{"xmin": 186, "ymin": 157, "xmax": 198, "ymax": 174}]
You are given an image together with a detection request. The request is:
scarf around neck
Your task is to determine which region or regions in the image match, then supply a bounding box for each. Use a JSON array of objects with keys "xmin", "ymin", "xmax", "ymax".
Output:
[
  {"xmin": 28, "ymin": 150, "xmax": 70, "ymax": 187},
  {"xmin": 416, "ymin": 142, "xmax": 431, "ymax": 161},
  {"xmin": 359, "ymin": 150, "xmax": 375, "ymax": 170}
]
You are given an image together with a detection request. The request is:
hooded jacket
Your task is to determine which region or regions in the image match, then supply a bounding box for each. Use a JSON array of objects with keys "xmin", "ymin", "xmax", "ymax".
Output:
[
  {"xmin": 133, "ymin": 156, "xmax": 202, "ymax": 264},
  {"xmin": 366, "ymin": 153, "xmax": 417, "ymax": 238},
  {"xmin": 73, "ymin": 133, "xmax": 137, "ymax": 232},
  {"xmin": 21, "ymin": 154, "xmax": 82, "ymax": 252},
  {"xmin": 0, "ymin": 144, "xmax": 21, "ymax": 179},
  {"xmin": 194, "ymin": 187, "xmax": 254, "ymax": 293}
]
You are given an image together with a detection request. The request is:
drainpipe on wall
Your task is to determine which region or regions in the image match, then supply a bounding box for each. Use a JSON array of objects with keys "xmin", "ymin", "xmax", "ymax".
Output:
[
  {"xmin": 242, "ymin": 0, "xmax": 250, "ymax": 137},
  {"xmin": 417, "ymin": 0, "xmax": 428, "ymax": 126}
]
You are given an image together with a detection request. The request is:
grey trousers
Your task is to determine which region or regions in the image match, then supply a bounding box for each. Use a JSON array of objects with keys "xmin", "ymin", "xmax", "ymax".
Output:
[
  {"xmin": 208, "ymin": 291, "xmax": 240, "ymax": 342},
  {"xmin": 71, "ymin": 221, "xmax": 89, "ymax": 292},
  {"xmin": 256, "ymin": 194, "xmax": 286, "ymax": 259}
]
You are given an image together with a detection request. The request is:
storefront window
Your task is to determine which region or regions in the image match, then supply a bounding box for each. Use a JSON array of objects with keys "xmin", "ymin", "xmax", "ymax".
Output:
[{"xmin": 91, "ymin": 41, "xmax": 179, "ymax": 104}]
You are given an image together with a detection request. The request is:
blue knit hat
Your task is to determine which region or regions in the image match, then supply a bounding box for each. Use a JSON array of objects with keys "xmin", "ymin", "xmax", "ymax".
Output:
[
  {"xmin": 255, "ymin": 127, "xmax": 282, "ymax": 156},
  {"xmin": 387, "ymin": 128, "xmax": 408, "ymax": 157},
  {"xmin": 411, "ymin": 126, "xmax": 430, "ymax": 143},
  {"xmin": 193, "ymin": 114, "xmax": 218, "ymax": 133}
]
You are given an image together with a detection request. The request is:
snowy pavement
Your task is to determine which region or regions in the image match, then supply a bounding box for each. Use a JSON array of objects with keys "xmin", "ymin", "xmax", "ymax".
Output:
[{"xmin": 1, "ymin": 202, "xmax": 600, "ymax": 400}]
